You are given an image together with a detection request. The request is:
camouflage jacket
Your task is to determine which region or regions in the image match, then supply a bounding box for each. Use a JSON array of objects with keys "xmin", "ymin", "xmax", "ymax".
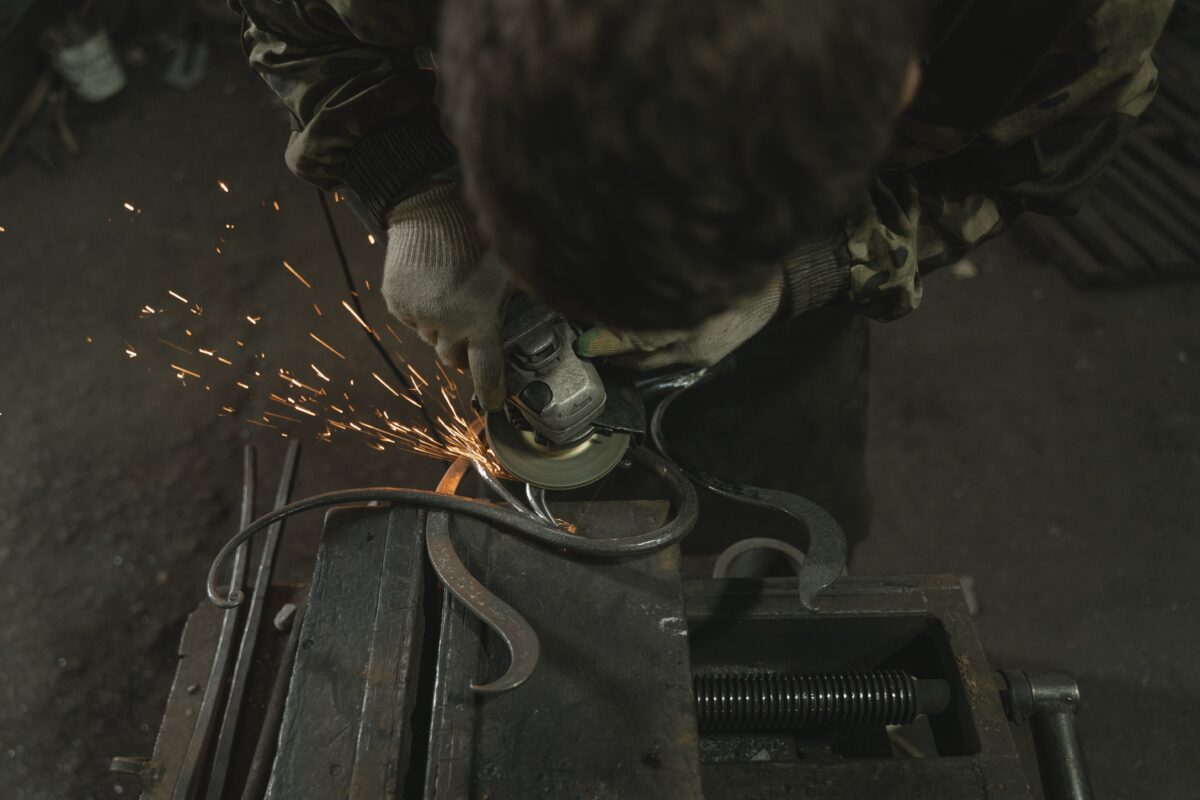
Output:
[{"xmin": 234, "ymin": 0, "xmax": 1172, "ymax": 322}]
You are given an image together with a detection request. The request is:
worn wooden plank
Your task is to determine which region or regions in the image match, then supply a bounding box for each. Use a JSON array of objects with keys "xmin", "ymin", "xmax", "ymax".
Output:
[{"xmin": 139, "ymin": 603, "xmax": 222, "ymax": 800}]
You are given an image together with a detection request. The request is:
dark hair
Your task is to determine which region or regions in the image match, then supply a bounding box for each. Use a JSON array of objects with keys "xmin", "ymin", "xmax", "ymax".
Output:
[{"xmin": 440, "ymin": 0, "xmax": 923, "ymax": 330}]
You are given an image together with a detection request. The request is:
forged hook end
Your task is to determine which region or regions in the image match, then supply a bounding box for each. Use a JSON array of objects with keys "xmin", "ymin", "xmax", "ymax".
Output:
[
  {"xmin": 207, "ymin": 583, "xmax": 243, "ymax": 609},
  {"xmin": 469, "ymin": 631, "xmax": 540, "ymax": 695}
]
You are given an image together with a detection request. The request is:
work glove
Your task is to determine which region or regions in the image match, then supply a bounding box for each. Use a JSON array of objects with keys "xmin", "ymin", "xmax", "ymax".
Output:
[
  {"xmin": 575, "ymin": 268, "xmax": 785, "ymax": 370},
  {"xmin": 381, "ymin": 183, "xmax": 511, "ymax": 410}
]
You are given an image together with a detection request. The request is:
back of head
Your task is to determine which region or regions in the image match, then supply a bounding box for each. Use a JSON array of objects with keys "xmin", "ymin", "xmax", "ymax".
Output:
[{"xmin": 440, "ymin": 0, "xmax": 923, "ymax": 330}]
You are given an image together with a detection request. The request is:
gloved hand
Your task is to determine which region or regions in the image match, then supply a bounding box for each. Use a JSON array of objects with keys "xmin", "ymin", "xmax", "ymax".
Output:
[
  {"xmin": 575, "ymin": 268, "xmax": 785, "ymax": 370},
  {"xmin": 381, "ymin": 183, "xmax": 511, "ymax": 410}
]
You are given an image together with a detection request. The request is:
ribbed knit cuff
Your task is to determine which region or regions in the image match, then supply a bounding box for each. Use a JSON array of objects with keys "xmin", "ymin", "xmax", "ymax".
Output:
[
  {"xmin": 339, "ymin": 108, "xmax": 458, "ymax": 230},
  {"xmin": 386, "ymin": 182, "xmax": 482, "ymax": 267},
  {"xmin": 780, "ymin": 228, "xmax": 850, "ymax": 318}
]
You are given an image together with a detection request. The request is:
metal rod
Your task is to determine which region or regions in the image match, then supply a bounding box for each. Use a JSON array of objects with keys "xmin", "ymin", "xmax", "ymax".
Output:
[
  {"xmin": 427, "ymin": 437, "xmax": 540, "ymax": 694},
  {"xmin": 470, "ymin": 458, "xmax": 543, "ymax": 523},
  {"xmin": 1032, "ymin": 710, "xmax": 1094, "ymax": 800},
  {"xmin": 524, "ymin": 484, "xmax": 556, "ymax": 524},
  {"xmin": 999, "ymin": 670, "xmax": 1094, "ymax": 800},
  {"xmin": 206, "ymin": 448, "xmax": 698, "ymax": 610},
  {"xmin": 173, "ymin": 447, "xmax": 256, "ymax": 800},
  {"xmin": 650, "ymin": 390, "xmax": 846, "ymax": 609},
  {"xmin": 238, "ymin": 606, "xmax": 305, "ymax": 800},
  {"xmin": 426, "ymin": 509, "xmax": 540, "ymax": 694},
  {"xmin": 206, "ymin": 441, "xmax": 301, "ymax": 800}
]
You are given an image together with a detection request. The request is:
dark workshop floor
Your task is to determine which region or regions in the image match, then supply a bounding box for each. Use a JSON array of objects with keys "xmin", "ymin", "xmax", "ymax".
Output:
[{"xmin": 1, "ymin": 42, "xmax": 1197, "ymax": 800}]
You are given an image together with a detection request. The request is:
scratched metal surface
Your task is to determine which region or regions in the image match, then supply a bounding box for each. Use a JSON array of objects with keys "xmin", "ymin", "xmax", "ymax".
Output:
[
  {"xmin": 265, "ymin": 505, "xmax": 426, "ymax": 800},
  {"xmin": 425, "ymin": 499, "xmax": 704, "ymax": 800}
]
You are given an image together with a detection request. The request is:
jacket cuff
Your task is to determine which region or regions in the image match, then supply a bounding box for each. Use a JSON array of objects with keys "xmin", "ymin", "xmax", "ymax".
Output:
[
  {"xmin": 780, "ymin": 228, "xmax": 850, "ymax": 317},
  {"xmin": 338, "ymin": 108, "xmax": 458, "ymax": 231}
]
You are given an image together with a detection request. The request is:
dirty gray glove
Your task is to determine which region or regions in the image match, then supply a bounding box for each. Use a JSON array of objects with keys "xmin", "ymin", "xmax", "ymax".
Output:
[
  {"xmin": 381, "ymin": 183, "xmax": 511, "ymax": 410},
  {"xmin": 575, "ymin": 268, "xmax": 784, "ymax": 369}
]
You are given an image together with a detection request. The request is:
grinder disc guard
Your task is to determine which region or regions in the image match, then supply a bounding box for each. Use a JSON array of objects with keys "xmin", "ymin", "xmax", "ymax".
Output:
[{"xmin": 486, "ymin": 412, "xmax": 631, "ymax": 490}]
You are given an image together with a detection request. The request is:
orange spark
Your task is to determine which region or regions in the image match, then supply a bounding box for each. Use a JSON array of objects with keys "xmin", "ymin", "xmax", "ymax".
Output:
[
  {"xmin": 309, "ymin": 332, "xmax": 346, "ymax": 359},
  {"xmin": 168, "ymin": 290, "xmax": 188, "ymax": 304},
  {"xmin": 236, "ymin": 381, "xmax": 250, "ymax": 389},
  {"xmin": 156, "ymin": 338, "xmax": 192, "ymax": 356},
  {"xmin": 312, "ymin": 303, "xmax": 322, "ymax": 316},
  {"xmin": 246, "ymin": 315, "xmax": 261, "ymax": 325},
  {"xmin": 372, "ymin": 372, "xmax": 401, "ymax": 397},
  {"xmin": 124, "ymin": 342, "xmax": 137, "ymax": 358},
  {"xmin": 218, "ymin": 181, "xmax": 229, "ymax": 192},
  {"xmin": 171, "ymin": 364, "xmax": 200, "ymax": 379},
  {"xmin": 341, "ymin": 300, "xmax": 373, "ymax": 334},
  {"xmin": 272, "ymin": 200, "xmax": 280, "ymax": 211},
  {"xmin": 283, "ymin": 261, "xmax": 312, "ymax": 289},
  {"xmin": 311, "ymin": 364, "xmax": 330, "ymax": 382},
  {"xmin": 278, "ymin": 369, "xmax": 324, "ymax": 395},
  {"xmin": 123, "ymin": 202, "xmax": 136, "ymax": 212},
  {"xmin": 367, "ymin": 234, "xmax": 376, "ymax": 245},
  {"xmin": 407, "ymin": 364, "xmax": 429, "ymax": 387}
]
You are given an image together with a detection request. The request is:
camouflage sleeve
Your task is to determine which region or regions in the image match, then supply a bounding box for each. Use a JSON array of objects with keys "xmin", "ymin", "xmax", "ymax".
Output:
[
  {"xmin": 235, "ymin": 0, "xmax": 456, "ymax": 228},
  {"xmin": 839, "ymin": 0, "xmax": 1172, "ymax": 322}
]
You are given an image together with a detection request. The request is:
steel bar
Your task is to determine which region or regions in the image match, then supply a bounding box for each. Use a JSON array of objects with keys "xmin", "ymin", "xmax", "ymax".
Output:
[
  {"xmin": 650, "ymin": 391, "xmax": 846, "ymax": 609},
  {"xmin": 525, "ymin": 484, "xmax": 556, "ymax": 524},
  {"xmin": 238, "ymin": 606, "xmax": 304, "ymax": 800},
  {"xmin": 206, "ymin": 441, "xmax": 301, "ymax": 800},
  {"xmin": 1032, "ymin": 710, "xmax": 1093, "ymax": 800},
  {"xmin": 470, "ymin": 457, "xmax": 543, "ymax": 523},
  {"xmin": 173, "ymin": 447, "xmax": 256, "ymax": 800},
  {"xmin": 429, "ymin": 454, "xmax": 540, "ymax": 694},
  {"xmin": 999, "ymin": 670, "xmax": 1094, "ymax": 800},
  {"xmin": 206, "ymin": 447, "xmax": 699, "ymax": 608},
  {"xmin": 427, "ymin": 509, "xmax": 540, "ymax": 694}
]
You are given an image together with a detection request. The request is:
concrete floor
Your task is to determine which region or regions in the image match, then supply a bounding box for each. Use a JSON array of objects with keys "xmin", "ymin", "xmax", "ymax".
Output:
[{"xmin": 1, "ymin": 42, "xmax": 1197, "ymax": 800}]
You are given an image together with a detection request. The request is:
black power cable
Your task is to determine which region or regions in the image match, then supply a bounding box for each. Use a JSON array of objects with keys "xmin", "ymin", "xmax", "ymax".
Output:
[{"xmin": 315, "ymin": 188, "xmax": 448, "ymax": 445}]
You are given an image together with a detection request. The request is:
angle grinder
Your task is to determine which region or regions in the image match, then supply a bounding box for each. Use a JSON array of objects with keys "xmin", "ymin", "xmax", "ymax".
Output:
[{"xmin": 484, "ymin": 299, "xmax": 643, "ymax": 490}]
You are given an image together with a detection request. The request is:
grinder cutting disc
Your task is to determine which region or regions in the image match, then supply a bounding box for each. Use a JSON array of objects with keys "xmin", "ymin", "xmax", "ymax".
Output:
[{"xmin": 485, "ymin": 412, "xmax": 631, "ymax": 490}]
